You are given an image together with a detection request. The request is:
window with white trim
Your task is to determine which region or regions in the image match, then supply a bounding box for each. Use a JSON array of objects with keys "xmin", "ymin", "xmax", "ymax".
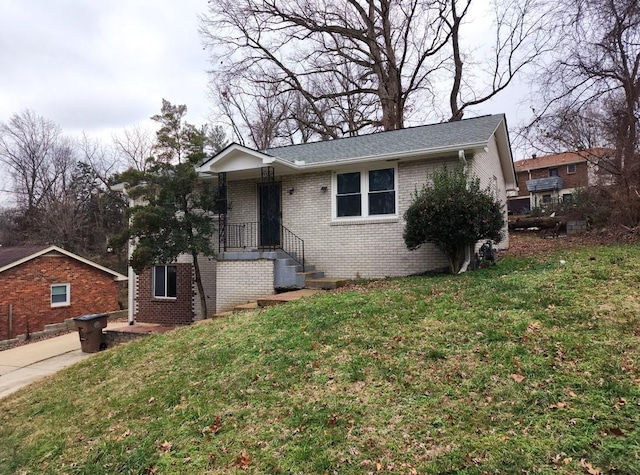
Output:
[
  {"xmin": 334, "ymin": 166, "xmax": 397, "ymax": 218},
  {"xmin": 153, "ymin": 265, "xmax": 177, "ymax": 298},
  {"xmin": 51, "ymin": 283, "xmax": 70, "ymax": 307},
  {"xmin": 567, "ymin": 164, "xmax": 576, "ymax": 174}
]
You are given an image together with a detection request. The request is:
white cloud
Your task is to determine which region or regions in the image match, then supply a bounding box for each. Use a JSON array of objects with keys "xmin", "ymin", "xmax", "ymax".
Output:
[{"xmin": 0, "ymin": 0, "xmax": 211, "ymax": 138}]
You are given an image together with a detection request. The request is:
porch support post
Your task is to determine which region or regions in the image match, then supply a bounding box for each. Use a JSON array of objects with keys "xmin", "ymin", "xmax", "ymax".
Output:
[{"xmin": 217, "ymin": 172, "xmax": 228, "ymax": 252}]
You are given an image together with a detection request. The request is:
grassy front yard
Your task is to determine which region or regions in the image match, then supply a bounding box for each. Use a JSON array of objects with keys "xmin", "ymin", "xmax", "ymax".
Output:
[{"xmin": 2, "ymin": 241, "xmax": 640, "ymax": 474}]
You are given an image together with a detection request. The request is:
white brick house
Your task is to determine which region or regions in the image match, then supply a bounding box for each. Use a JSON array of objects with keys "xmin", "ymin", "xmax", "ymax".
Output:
[{"xmin": 129, "ymin": 114, "xmax": 517, "ymax": 321}]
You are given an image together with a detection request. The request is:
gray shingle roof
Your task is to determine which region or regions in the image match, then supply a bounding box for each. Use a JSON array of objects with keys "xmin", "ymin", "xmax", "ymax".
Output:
[{"xmin": 263, "ymin": 114, "xmax": 505, "ymax": 164}]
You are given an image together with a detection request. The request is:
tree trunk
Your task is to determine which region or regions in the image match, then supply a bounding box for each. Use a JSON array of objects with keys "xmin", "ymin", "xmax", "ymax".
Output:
[
  {"xmin": 508, "ymin": 216, "xmax": 563, "ymax": 230},
  {"xmin": 191, "ymin": 251, "xmax": 208, "ymax": 320}
]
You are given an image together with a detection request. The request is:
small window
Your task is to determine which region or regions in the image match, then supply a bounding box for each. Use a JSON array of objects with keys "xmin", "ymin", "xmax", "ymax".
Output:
[
  {"xmin": 368, "ymin": 168, "xmax": 396, "ymax": 215},
  {"xmin": 567, "ymin": 164, "xmax": 576, "ymax": 174},
  {"xmin": 336, "ymin": 172, "xmax": 361, "ymax": 217},
  {"xmin": 154, "ymin": 265, "xmax": 177, "ymax": 298},
  {"xmin": 563, "ymin": 193, "xmax": 573, "ymax": 203},
  {"xmin": 549, "ymin": 168, "xmax": 558, "ymax": 177},
  {"xmin": 542, "ymin": 194, "xmax": 552, "ymax": 203},
  {"xmin": 51, "ymin": 284, "xmax": 70, "ymax": 307}
]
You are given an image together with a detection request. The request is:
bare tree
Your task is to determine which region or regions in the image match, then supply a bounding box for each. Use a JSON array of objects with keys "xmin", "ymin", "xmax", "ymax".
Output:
[
  {"xmin": 200, "ymin": 0, "xmax": 551, "ymax": 145},
  {"xmin": 0, "ymin": 110, "xmax": 80, "ymax": 242},
  {"xmin": 445, "ymin": 0, "xmax": 557, "ymax": 121},
  {"xmin": 112, "ymin": 124, "xmax": 154, "ymax": 172},
  {"xmin": 524, "ymin": 0, "xmax": 640, "ymax": 224},
  {"xmin": 0, "ymin": 110, "xmax": 64, "ymax": 215},
  {"xmin": 201, "ymin": 0, "xmax": 450, "ymax": 143}
]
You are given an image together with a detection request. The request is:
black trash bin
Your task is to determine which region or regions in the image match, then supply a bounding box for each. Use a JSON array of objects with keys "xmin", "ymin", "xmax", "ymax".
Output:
[{"xmin": 73, "ymin": 313, "xmax": 108, "ymax": 353}]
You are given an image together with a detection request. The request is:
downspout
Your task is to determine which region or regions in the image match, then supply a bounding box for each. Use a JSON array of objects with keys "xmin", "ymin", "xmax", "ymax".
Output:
[
  {"xmin": 127, "ymin": 239, "xmax": 135, "ymax": 324},
  {"xmin": 457, "ymin": 150, "xmax": 472, "ymax": 274},
  {"xmin": 111, "ymin": 182, "xmax": 136, "ymax": 325},
  {"xmin": 126, "ymin": 190, "xmax": 135, "ymax": 325}
]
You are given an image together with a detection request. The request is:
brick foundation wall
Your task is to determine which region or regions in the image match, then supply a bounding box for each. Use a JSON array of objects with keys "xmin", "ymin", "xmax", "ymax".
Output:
[
  {"xmin": 0, "ymin": 255, "xmax": 121, "ymax": 341},
  {"xmin": 135, "ymin": 263, "xmax": 194, "ymax": 325},
  {"xmin": 216, "ymin": 259, "xmax": 274, "ymax": 313}
]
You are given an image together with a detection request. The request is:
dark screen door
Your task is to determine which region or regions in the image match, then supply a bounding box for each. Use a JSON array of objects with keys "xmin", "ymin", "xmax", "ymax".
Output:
[{"xmin": 258, "ymin": 182, "xmax": 281, "ymax": 247}]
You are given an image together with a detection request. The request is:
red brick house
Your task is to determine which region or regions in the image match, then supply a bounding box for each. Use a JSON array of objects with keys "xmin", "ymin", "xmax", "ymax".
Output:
[
  {"xmin": 508, "ymin": 149, "xmax": 613, "ymax": 214},
  {"xmin": 0, "ymin": 245, "xmax": 127, "ymax": 341}
]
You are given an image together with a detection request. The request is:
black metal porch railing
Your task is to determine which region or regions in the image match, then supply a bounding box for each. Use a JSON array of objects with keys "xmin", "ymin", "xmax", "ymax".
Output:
[{"xmin": 219, "ymin": 222, "xmax": 305, "ymax": 271}]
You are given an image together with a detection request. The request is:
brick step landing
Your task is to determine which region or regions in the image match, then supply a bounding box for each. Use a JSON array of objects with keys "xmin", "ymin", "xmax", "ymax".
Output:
[
  {"xmin": 102, "ymin": 322, "xmax": 178, "ymax": 348},
  {"xmin": 257, "ymin": 289, "xmax": 322, "ymax": 307},
  {"xmin": 233, "ymin": 302, "xmax": 259, "ymax": 312},
  {"xmin": 305, "ymin": 277, "xmax": 349, "ymax": 290}
]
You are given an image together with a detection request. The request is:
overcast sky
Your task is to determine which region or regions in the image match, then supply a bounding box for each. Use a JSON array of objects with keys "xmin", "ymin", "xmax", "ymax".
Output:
[
  {"xmin": 0, "ymin": 0, "xmax": 211, "ymax": 139},
  {"xmin": 0, "ymin": 1, "xmax": 532, "ymax": 147}
]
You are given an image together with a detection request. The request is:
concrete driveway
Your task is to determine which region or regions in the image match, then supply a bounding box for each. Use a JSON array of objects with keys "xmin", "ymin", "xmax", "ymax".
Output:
[{"xmin": 0, "ymin": 332, "xmax": 92, "ymax": 400}]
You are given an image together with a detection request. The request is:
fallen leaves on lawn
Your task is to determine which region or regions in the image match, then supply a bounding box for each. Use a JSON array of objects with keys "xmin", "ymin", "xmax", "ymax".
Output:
[
  {"xmin": 234, "ymin": 449, "xmax": 251, "ymax": 470},
  {"xmin": 328, "ymin": 413, "xmax": 339, "ymax": 428},
  {"xmin": 157, "ymin": 440, "xmax": 172, "ymax": 452},
  {"xmin": 202, "ymin": 415, "xmax": 223, "ymax": 438},
  {"xmin": 604, "ymin": 427, "xmax": 626, "ymax": 438},
  {"xmin": 511, "ymin": 373, "xmax": 525, "ymax": 383},
  {"xmin": 579, "ymin": 458, "xmax": 603, "ymax": 474}
]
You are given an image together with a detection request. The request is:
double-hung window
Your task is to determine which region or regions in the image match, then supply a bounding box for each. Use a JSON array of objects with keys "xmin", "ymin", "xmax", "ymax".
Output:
[
  {"xmin": 51, "ymin": 283, "xmax": 70, "ymax": 307},
  {"xmin": 335, "ymin": 166, "xmax": 396, "ymax": 219},
  {"xmin": 336, "ymin": 172, "xmax": 362, "ymax": 217},
  {"xmin": 153, "ymin": 265, "xmax": 177, "ymax": 298}
]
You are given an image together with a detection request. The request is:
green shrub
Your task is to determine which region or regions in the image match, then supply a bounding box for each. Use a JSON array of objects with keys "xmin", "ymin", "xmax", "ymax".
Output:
[{"xmin": 403, "ymin": 165, "xmax": 504, "ymax": 273}]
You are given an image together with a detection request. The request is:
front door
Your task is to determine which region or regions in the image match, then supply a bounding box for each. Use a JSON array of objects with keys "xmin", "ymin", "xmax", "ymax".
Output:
[{"xmin": 258, "ymin": 182, "xmax": 281, "ymax": 247}]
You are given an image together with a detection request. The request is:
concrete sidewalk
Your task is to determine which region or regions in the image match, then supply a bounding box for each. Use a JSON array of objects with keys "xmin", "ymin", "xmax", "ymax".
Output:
[{"xmin": 0, "ymin": 332, "xmax": 90, "ymax": 400}]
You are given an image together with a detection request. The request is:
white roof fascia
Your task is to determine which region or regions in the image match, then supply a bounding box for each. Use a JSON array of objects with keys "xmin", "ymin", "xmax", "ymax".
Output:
[
  {"xmin": 196, "ymin": 144, "xmax": 296, "ymax": 174},
  {"xmin": 0, "ymin": 245, "xmax": 128, "ymax": 281},
  {"xmin": 490, "ymin": 119, "xmax": 517, "ymax": 189},
  {"xmin": 196, "ymin": 144, "xmax": 272, "ymax": 172}
]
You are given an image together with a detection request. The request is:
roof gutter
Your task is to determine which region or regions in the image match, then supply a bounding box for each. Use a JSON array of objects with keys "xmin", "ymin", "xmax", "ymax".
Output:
[{"xmin": 282, "ymin": 141, "xmax": 489, "ymax": 171}]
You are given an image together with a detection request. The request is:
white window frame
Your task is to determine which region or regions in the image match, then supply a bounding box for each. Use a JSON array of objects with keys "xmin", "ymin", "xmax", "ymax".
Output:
[
  {"xmin": 51, "ymin": 283, "xmax": 70, "ymax": 307},
  {"xmin": 332, "ymin": 164, "xmax": 398, "ymax": 221},
  {"xmin": 567, "ymin": 164, "xmax": 576, "ymax": 174},
  {"xmin": 153, "ymin": 265, "xmax": 177, "ymax": 299}
]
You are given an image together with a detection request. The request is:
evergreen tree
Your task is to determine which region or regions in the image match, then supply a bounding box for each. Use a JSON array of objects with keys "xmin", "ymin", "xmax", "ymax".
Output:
[{"xmin": 113, "ymin": 101, "xmax": 217, "ymax": 319}]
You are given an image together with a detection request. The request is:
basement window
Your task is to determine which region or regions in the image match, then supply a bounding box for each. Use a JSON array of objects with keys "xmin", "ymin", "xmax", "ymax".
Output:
[
  {"xmin": 153, "ymin": 265, "xmax": 177, "ymax": 299},
  {"xmin": 51, "ymin": 283, "xmax": 70, "ymax": 307}
]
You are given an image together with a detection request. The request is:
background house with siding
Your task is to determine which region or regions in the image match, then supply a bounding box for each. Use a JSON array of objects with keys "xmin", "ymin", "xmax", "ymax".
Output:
[
  {"xmin": 0, "ymin": 245, "xmax": 127, "ymax": 341},
  {"xmin": 130, "ymin": 114, "xmax": 517, "ymax": 323}
]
